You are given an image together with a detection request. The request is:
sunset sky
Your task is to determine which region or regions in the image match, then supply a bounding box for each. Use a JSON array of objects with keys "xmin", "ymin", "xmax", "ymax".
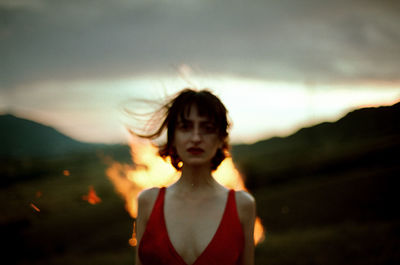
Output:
[{"xmin": 1, "ymin": 0, "xmax": 399, "ymax": 144}]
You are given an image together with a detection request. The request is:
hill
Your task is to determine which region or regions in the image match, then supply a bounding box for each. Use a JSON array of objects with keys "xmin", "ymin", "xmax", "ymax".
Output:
[
  {"xmin": 0, "ymin": 114, "xmax": 131, "ymax": 184},
  {"xmin": 231, "ymin": 101, "xmax": 400, "ymax": 187},
  {"xmin": 0, "ymin": 114, "xmax": 104, "ymax": 157},
  {"xmin": 230, "ymin": 102, "xmax": 400, "ymax": 265}
]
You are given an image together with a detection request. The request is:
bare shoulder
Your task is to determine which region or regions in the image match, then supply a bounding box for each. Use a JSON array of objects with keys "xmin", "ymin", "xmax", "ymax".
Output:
[
  {"xmin": 137, "ymin": 187, "xmax": 161, "ymax": 217},
  {"xmin": 234, "ymin": 190, "xmax": 256, "ymax": 224},
  {"xmin": 138, "ymin": 187, "xmax": 160, "ymax": 202},
  {"xmin": 235, "ymin": 190, "xmax": 256, "ymax": 208}
]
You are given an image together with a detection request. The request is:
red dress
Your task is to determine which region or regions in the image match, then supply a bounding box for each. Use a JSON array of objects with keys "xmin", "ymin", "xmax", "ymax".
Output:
[{"xmin": 138, "ymin": 187, "xmax": 244, "ymax": 265}]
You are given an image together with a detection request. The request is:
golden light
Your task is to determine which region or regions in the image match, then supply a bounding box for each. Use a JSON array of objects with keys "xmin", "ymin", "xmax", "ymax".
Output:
[{"xmin": 106, "ymin": 135, "xmax": 265, "ymax": 246}]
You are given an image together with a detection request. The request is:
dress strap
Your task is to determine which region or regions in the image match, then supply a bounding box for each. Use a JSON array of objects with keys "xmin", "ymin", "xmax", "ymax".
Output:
[
  {"xmin": 145, "ymin": 187, "xmax": 166, "ymax": 225},
  {"xmin": 157, "ymin": 187, "xmax": 166, "ymax": 206},
  {"xmin": 228, "ymin": 189, "xmax": 235, "ymax": 205},
  {"xmin": 228, "ymin": 189, "xmax": 241, "ymax": 223}
]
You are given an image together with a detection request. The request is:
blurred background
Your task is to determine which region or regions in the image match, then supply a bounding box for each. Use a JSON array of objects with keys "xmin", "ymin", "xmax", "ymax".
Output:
[{"xmin": 1, "ymin": 0, "xmax": 400, "ymax": 264}]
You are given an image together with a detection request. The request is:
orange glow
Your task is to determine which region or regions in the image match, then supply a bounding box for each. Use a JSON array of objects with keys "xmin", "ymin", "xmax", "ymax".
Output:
[
  {"xmin": 82, "ymin": 185, "xmax": 102, "ymax": 205},
  {"xmin": 129, "ymin": 221, "xmax": 138, "ymax": 247},
  {"xmin": 30, "ymin": 203, "xmax": 40, "ymax": 212},
  {"xmin": 254, "ymin": 217, "xmax": 265, "ymax": 243},
  {"xmin": 106, "ymin": 136, "xmax": 265, "ymax": 245},
  {"xmin": 36, "ymin": 191, "xmax": 42, "ymax": 198},
  {"xmin": 63, "ymin": 170, "xmax": 70, "ymax": 176}
]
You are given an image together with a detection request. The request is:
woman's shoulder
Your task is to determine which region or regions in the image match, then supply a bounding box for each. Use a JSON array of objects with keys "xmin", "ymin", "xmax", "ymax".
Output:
[
  {"xmin": 138, "ymin": 187, "xmax": 161, "ymax": 203},
  {"xmin": 234, "ymin": 190, "xmax": 256, "ymax": 223},
  {"xmin": 234, "ymin": 190, "xmax": 255, "ymax": 206},
  {"xmin": 137, "ymin": 187, "xmax": 162, "ymax": 215}
]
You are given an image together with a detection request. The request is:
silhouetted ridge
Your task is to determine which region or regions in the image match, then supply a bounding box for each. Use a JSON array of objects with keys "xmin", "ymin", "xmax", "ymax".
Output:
[
  {"xmin": 232, "ymin": 101, "xmax": 400, "ymax": 187},
  {"xmin": 0, "ymin": 114, "xmax": 100, "ymax": 157}
]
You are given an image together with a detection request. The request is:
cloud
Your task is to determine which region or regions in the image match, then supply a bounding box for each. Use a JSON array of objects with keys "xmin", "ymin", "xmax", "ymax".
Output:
[{"xmin": 1, "ymin": 0, "xmax": 400, "ymax": 89}]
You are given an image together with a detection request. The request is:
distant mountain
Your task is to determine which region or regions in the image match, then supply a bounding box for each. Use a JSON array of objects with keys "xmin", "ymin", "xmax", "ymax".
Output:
[
  {"xmin": 231, "ymin": 101, "xmax": 400, "ymax": 187},
  {"xmin": 0, "ymin": 114, "xmax": 105, "ymax": 157},
  {"xmin": 0, "ymin": 114, "xmax": 132, "ymax": 185}
]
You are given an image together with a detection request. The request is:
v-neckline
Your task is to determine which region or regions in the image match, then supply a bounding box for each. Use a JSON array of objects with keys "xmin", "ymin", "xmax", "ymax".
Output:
[{"xmin": 161, "ymin": 188, "xmax": 231, "ymax": 265}]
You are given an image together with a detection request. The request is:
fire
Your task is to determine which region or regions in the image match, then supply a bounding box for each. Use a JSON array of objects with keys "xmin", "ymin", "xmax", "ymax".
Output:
[
  {"xmin": 106, "ymin": 139, "xmax": 179, "ymax": 218},
  {"xmin": 63, "ymin": 170, "xmax": 70, "ymax": 176},
  {"xmin": 30, "ymin": 203, "xmax": 40, "ymax": 212},
  {"xmin": 82, "ymin": 185, "xmax": 102, "ymax": 205},
  {"xmin": 254, "ymin": 217, "xmax": 265, "ymax": 244},
  {"xmin": 106, "ymin": 136, "xmax": 265, "ymax": 246},
  {"xmin": 129, "ymin": 222, "xmax": 137, "ymax": 247}
]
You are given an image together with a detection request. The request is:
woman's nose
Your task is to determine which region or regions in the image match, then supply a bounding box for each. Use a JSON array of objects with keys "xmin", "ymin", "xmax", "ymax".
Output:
[{"xmin": 190, "ymin": 127, "xmax": 202, "ymax": 142}]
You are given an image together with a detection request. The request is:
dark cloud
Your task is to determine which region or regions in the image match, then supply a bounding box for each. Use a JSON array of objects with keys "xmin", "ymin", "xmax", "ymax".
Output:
[{"xmin": 1, "ymin": 0, "xmax": 400, "ymax": 89}]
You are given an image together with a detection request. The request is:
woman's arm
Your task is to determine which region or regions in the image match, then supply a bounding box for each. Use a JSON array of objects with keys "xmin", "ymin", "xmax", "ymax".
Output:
[
  {"xmin": 236, "ymin": 190, "xmax": 256, "ymax": 265},
  {"xmin": 135, "ymin": 188, "xmax": 159, "ymax": 265}
]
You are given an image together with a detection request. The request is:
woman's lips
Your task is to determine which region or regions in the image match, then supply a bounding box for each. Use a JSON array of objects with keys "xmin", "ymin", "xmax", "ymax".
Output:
[{"xmin": 187, "ymin": 147, "xmax": 204, "ymax": 155}]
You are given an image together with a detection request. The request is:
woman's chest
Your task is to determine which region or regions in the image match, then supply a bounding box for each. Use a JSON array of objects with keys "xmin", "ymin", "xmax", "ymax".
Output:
[{"xmin": 163, "ymin": 198, "xmax": 227, "ymax": 262}]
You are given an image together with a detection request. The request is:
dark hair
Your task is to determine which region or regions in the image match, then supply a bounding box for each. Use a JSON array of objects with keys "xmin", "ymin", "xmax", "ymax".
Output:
[{"xmin": 139, "ymin": 88, "xmax": 230, "ymax": 171}]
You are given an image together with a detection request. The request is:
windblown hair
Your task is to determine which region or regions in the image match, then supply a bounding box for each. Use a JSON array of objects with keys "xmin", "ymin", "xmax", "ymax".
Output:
[{"xmin": 138, "ymin": 88, "xmax": 230, "ymax": 171}]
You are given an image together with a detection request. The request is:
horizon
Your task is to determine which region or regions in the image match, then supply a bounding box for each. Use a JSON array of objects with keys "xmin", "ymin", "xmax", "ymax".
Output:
[{"xmin": 2, "ymin": 95, "xmax": 399, "ymax": 146}]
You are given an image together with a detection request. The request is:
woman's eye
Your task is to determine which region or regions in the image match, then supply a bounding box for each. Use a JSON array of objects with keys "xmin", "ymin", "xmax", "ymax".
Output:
[
  {"xmin": 178, "ymin": 122, "xmax": 192, "ymax": 130},
  {"xmin": 204, "ymin": 125, "xmax": 217, "ymax": 133}
]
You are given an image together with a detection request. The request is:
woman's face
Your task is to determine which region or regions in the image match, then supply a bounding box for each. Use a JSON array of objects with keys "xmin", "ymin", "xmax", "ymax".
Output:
[{"xmin": 173, "ymin": 104, "xmax": 222, "ymax": 168}]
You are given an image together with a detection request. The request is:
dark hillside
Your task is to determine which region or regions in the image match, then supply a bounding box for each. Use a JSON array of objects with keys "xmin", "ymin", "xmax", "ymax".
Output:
[
  {"xmin": 232, "ymin": 102, "xmax": 400, "ymax": 187},
  {"xmin": 232, "ymin": 102, "xmax": 400, "ymax": 265},
  {"xmin": 0, "ymin": 114, "xmax": 102, "ymax": 157},
  {"xmin": 0, "ymin": 114, "xmax": 131, "ymax": 185}
]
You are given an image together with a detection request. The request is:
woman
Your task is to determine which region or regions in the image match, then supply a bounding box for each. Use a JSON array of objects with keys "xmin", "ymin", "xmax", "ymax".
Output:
[{"xmin": 135, "ymin": 89, "xmax": 256, "ymax": 265}]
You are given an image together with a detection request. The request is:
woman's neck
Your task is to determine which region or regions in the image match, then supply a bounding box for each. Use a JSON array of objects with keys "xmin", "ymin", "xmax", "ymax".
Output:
[{"xmin": 173, "ymin": 164, "xmax": 219, "ymax": 193}]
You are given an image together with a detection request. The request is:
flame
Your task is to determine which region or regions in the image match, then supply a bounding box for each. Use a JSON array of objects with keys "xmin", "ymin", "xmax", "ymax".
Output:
[
  {"xmin": 106, "ymin": 139, "xmax": 179, "ymax": 217},
  {"xmin": 254, "ymin": 217, "xmax": 265, "ymax": 244},
  {"xmin": 106, "ymin": 136, "xmax": 265, "ymax": 245},
  {"xmin": 63, "ymin": 170, "xmax": 70, "ymax": 176},
  {"xmin": 82, "ymin": 185, "xmax": 102, "ymax": 205},
  {"xmin": 129, "ymin": 221, "xmax": 137, "ymax": 247},
  {"xmin": 30, "ymin": 203, "xmax": 40, "ymax": 212}
]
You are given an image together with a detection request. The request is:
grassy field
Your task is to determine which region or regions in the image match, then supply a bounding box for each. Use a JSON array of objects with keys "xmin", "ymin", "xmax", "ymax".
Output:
[
  {"xmin": 254, "ymin": 164, "xmax": 400, "ymax": 265},
  {"xmin": 1, "ymin": 153, "xmax": 135, "ymax": 265},
  {"xmin": 1, "ymin": 150, "xmax": 399, "ymax": 265}
]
